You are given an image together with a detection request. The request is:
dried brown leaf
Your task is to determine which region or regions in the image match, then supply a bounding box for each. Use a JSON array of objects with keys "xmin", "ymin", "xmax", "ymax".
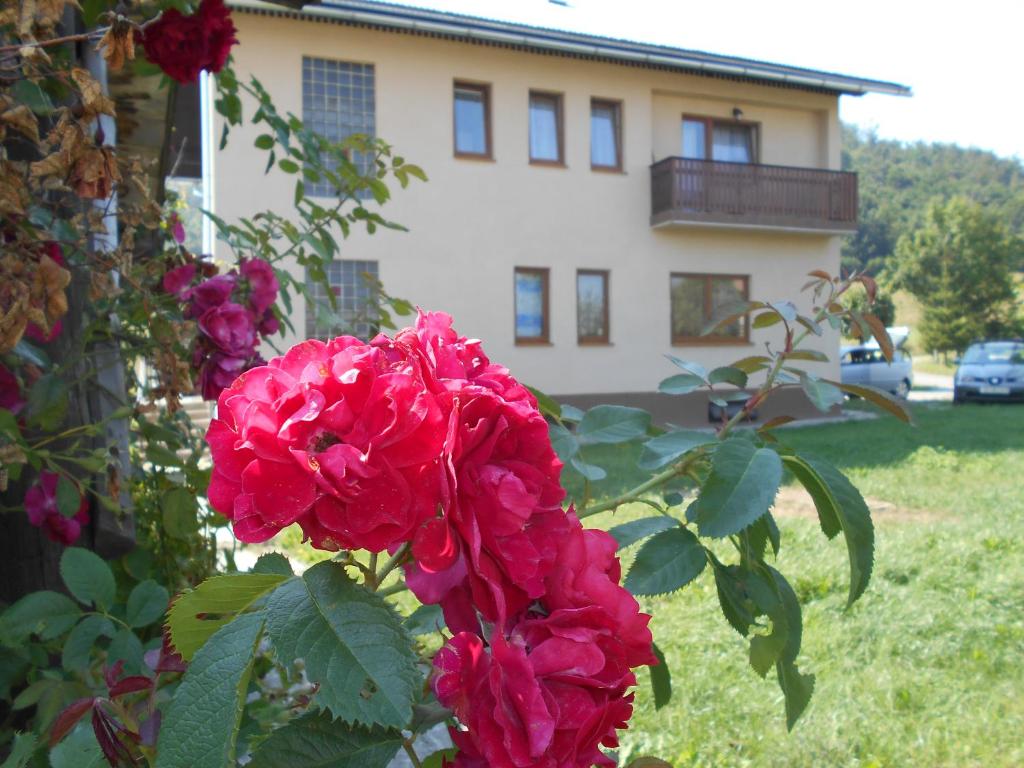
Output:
[
  {"xmin": 71, "ymin": 67, "xmax": 116, "ymax": 119},
  {"xmin": 94, "ymin": 21, "xmax": 135, "ymax": 73},
  {"xmin": 1, "ymin": 104, "xmax": 40, "ymax": 143}
]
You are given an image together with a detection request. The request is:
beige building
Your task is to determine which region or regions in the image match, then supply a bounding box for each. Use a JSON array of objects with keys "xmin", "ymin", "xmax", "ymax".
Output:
[{"xmin": 200, "ymin": 0, "xmax": 908, "ymax": 419}]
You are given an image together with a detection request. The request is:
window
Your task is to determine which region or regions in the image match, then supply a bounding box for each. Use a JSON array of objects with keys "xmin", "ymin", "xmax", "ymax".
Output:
[
  {"xmin": 301, "ymin": 57, "xmax": 376, "ymax": 197},
  {"xmin": 590, "ymin": 99, "xmax": 622, "ymax": 170},
  {"xmin": 453, "ymin": 82, "xmax": 491, "ymax": 158},
  {"xmin": 577, "ymin": 270, "xmax": 609, "ymax": 344},
  {"xmin": 670, "ymin": 273, "xmax": 749, "ymax": 344},
  {"xmin": 529, "ymin": 91, "xmax": 564, "ymax": 164},
  {"xmin": 305, "ymin": 259, "xmax": 380, "ymax": 340},
  {"xmin": 682, "ymin": 116, "xmax": 757, "ymax": 163},
  {"xmin": 514, "ymin": 268, "xmax": 550, "ymax": 343}
]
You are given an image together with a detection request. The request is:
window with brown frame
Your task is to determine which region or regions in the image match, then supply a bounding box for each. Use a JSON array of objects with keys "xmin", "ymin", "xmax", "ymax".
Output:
[
  {"xmin": 514, "ymin": 267, "xmax": 550, "ymax": 343},
  {"xmin": 453, "ymin": 82, "xmax": 492, "ymax": 158},
  {"xmin": 681, "ymin": 115, "xmax": 758, "ymax": 164},
  {"xmin": 590, "ymin": 99, "xmax": 622, "ymax": 171},
  {"xmin": 529, "ymin": 91, "xmax": 564, "ymax": 165},
  {"xmin": 577, "ymin": 270, "xmax": 609, "ymax": 344},
  {"xmin": 670, "ymin": 273, "xmax": 749, "ymax": 344}
]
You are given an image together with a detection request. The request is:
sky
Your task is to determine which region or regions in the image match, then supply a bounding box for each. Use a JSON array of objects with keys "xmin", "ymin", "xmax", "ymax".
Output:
[{"xmin": 375, "ymin": 0, "xmax": 1023, "ymax": 160}]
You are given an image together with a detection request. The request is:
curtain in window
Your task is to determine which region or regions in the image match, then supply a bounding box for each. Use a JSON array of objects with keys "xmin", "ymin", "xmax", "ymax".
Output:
[
  {"xmin": 670, "ymin": 275, "xmax": 705, "ymax": 338},
  {"xmin": 682, "ymin": 119, "xmax": 706, "ymax": 159},
  {"xmin": 530, "ymin": 96, "xmax": 560, "ymax": 161},
  {"xmin": 591, "ymin": 104, "xmax": 618, "ymax": 167},
  {"xmin": 712, "ymin": 124, "xmax": 753, "ymax": 163},
  {"xmin": 710, "ymin": 277, "xmax": 746, "ymax": 337},
  {"xmin": 455, "ymin": 89, "xmax": 486, "ymax": 154},
  {"xmin": 577, "ymin": 273, "xmax": 607, "ymax": 338},
  {"xmin": 515, "ymin": 272, "xmax": 545, "ymax": 338}
]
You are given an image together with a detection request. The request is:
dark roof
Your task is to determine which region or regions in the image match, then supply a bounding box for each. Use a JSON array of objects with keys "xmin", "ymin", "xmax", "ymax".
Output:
[{"xmin": 235, "ymin": 0, "xmax": 912, "ymax": 97}]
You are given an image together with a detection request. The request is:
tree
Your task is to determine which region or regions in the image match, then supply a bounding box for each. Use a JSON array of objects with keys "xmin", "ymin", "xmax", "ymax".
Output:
[{"xmin": 890, "ymin": 197, "xmax": 1021, "ymax": 354}]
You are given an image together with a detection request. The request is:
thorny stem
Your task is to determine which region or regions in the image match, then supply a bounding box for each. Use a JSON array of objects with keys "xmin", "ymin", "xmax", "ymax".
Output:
[
  {"xmin": 402, "ymin": 739, "xmax": 423, "ymax": 768},
  {"xmin": 376, "ymin": 580, "xmax": 408, "ymax": 598},
  {"xmin": 578, "ymin": 452, "xmax": 702, "ymax": 519},
  {"xmin": 373, "ymin": 543, "xmax": 411, "ymax": 590}
]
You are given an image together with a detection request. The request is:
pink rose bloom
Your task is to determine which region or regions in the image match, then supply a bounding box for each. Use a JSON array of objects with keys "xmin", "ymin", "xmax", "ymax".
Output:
[
  {"xmin": 239, "ymin": 258, "xmax": 279, "ymax": 315},
  {"xmin": 0, "ymin": 363, "xmax": 24, "ymax": 414},
  {"xmin": 434, "ymin": 622, "xmax": 636, "ymax": 768},
  {"xmin": 25, "ymin": 471, "xmax": 89, "ymax": 546},
  {"xmin": 186, "ymin": 274, "xmax": 237, "ymax": 317},
  {"xmin": 206, "ymin": 336, "xmax": 446, "ymax": 551},
  {"xmin": 258, "ymin": 310, "xmax": 280, "ymax": 337},
  {"xmin": 198, "ymin": 302, "xmax": 257, "ymax": 356},
  {"xmin": 162, "ymin": 263, "xmax": 197, "ymax": 299}
]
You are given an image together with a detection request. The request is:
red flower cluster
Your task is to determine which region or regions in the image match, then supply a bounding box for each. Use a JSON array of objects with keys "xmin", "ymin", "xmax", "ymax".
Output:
[
  {"xmin": 163, "ymin": 258, "xmax": 278, "ymax": 400},
  {"xmin": 206, "ymin": 312, "xmax": 653, "ymax": 766},
  {"xmin": 25, "ymin": 471, "xmax": 89, "ymax": 546},
  {"xmin": 140, "ymin": 0, "xmax": 238, "ymax": 84}
]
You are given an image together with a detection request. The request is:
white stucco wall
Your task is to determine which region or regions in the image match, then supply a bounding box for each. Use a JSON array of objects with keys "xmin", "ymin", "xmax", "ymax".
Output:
[{"xmin": 212, "ymin": 11, "xmax": 844, "ymax": 396}]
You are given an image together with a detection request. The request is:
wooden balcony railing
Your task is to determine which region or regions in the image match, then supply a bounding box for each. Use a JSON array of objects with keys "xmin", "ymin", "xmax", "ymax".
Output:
[{"xmin": 650, "ymin": 157, "xmax": 858, "ymax": 233}]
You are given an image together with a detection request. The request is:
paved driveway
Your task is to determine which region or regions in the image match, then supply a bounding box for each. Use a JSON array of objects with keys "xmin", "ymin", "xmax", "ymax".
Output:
[{"xmin": 909, "ymin": 371, "xmax": 954, "ymax": 402}]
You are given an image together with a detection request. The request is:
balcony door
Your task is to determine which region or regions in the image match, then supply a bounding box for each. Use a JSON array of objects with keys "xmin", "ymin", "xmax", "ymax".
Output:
[{"xmin": 681, "ymin": 116, "xmax": 757, "ymax": 213}]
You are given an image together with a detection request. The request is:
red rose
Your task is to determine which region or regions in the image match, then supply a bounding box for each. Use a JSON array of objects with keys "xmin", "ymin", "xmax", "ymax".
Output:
[
  {"xmin": 206, "ymin": 336, "xmax": 445, "ymax": 551},
  {"xmin": 24, "ymin": 471, "xmax": 89, "ymax": 546},
  {"xmin": 544, "ymin": 512, "xmax": 657, "ymax": 669},
  {"xmin": 434, "ymin": 622, "xmax": 635, "ymax": 768},
  {"xmin": 141, "ymin": 0, "xmax": 238, "ymax": 84}
]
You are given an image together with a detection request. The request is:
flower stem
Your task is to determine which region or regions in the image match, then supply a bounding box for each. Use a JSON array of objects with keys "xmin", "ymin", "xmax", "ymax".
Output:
[
  {"xmin": 373, "ymin": 544, "xmax": 410, "ymax": 590},
  {"xmin": 402, "ymin": 740, "xmax": 423, "ymax": 768}
]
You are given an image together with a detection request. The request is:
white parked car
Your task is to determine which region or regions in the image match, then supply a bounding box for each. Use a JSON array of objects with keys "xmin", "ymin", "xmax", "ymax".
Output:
[{"xmin": 840, "ymin": 327, "xmax": 913, "ymax": 398}]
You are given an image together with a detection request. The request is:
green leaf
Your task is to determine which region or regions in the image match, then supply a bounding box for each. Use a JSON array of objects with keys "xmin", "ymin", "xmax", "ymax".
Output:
[
  {"xmin": 279, "ymin": 159, "xmax": 300, "ymax": 174},
  {"xmin": 55, "ymin": 476, "xmax": 81, "ymax": 518},
  {"xmin": 126, "ymin": 580, "xmax": 170, "ymax": 628},
  {"xmin": 708, "ymin": 366, "xmax": 749, "ymax": 387},
  {"xmin": 658, "ymin": 373, "xmax": 704, "ymax": 395},
  {"xmin": 147, "ymin": 444, "xmax": 183, "ymax": 468},
  {"xmin": 0, "ymin": 591, "xmax": 80, "ymax": 644},
  {"xmin": 800, "ymin": 373, "xmax": 844, "ymax": 412},
  {"xmin": 525, "ymin": 385, "xmax": 561, "ymax": 419},
  {"xmin": 26, "ymin": 373, "xmax": 68, "ymax": 431},
  {"xmin": 247, "ymin": 711, "xmax": 404, "ymax": 768},
  {"xmin": 49, "ymin": 723, "xmax": 105, "ymax": 768},
  {"xmin": 251, "ymin": 553, "xmax": 294, "ymax": 576},
  {"xmin": 782, "ymin": 454, "xmax": 874, "ymax": 606},
  {"xmin": 785, "ymin": 349, "xmax": 829, "ymax": 363},
  {"xmin": 12, "ymin": 79, "xmax": 54, "ymax": 114},
  {"xmin": 702, "ymin": 300, "xmax": 764, "ymax": 336},
  {"xmin": 60, "ymin": 548, "xmax": 116, "ymax": 610},
  {"xmin": 155, "ymin": 613, "xmax": 265, "ymax": 768},
  {"xmin": 559, "ymin": 404, "xmax": 584, "ymax": 423},
  {"xmin": 690, "ymin": 438, "xmax": 782, "ymax": 538},
  {"xmin": 666, "ymin": 355, "xmax": 708, "ymax": 380},
  {"xmin": 752, "ymin": 310, "xmax": 783, "ymax": 328},
  {"xmin": 548, "ymin": 422, "xmax": 578, "ymax": 462},
  {"xmin": 577, "ymin": 405, "xmax": 651, "ymax": 445},
  {"xmin": 777, "ymin": 659, "xmax": 815, "ymax": 730},
  {"xmin": 167, "ymin": 573, "xmax": 290, "ymax": 661},
  {"xmin": 161, "ymin": 487, "xmax": 200, "ymax": 539},
  {"xmin": 0, "ymin": 731, "xmax": 36, "ymax": 768},
  {"xmin": 608, "ymin": 516, "xmax": 678, "ymax": 550},
  {"xmin": 637, "ymin": 429, "xmax": 713, "ymax": 471},
  {"xmin": 404, "ymin": 603, "xmax": 445, "ymax": 636},
  {"xmin": 732, "ymin": 355, "xmax": 772, "ymax": 373},
  {"xmin": 61, "ymin": 615, "xmax": 114, "ymax": 672},
  {"xmin": 625, "ymin": 528, "xmax": 706, "ymax": 596},
  {"xmin": 264, "ymin": 562, "xmax": 418, "ymax": 729},
  {"xmin": 830, "ymin": 380, "xmax": 913, "ymax": 423},
  {"xmin": 107, "ymin": 628, "xmax": 144, "ymax": 674},
  {"xmin": 254, "ymin": 134, "xmax": 274, "ymax": 150},
  {"xmin": 569, "ymin": 457, "xmax": 606, "ymax": 481},
  {"xmin": 422, "ymin": 750, "xmax": 459, "ymax": 768},
  {"xmin": 650, "ymin": 642, "xmax": 672, "ymax": 710},
  {"xmin": 709, "ymin": 557, "xmax": 760, "ymax": 636}
]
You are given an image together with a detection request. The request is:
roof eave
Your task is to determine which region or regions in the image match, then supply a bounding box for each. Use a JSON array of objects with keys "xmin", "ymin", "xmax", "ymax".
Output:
[{"xmin": 231, "ymin": 0, "xmax": 912, "ymax": 98}]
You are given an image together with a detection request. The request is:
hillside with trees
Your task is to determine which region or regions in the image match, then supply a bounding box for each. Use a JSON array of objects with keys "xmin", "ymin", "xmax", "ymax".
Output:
[{"xmin": 841, "ymin": 125, "xmax": 1024, "ymax": 275}]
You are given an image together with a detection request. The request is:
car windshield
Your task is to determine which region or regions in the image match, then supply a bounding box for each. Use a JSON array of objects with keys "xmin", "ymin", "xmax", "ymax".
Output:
[{"xmin": 962, "ymin": 343, "xmax": 1024, "ymax": 365}]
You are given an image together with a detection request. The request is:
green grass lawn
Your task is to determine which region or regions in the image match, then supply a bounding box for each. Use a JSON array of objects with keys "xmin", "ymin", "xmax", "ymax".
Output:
[
  {"xmin": 574, "ymin": 403, "xmax": 1024, "ymax": 767},
  {"xmin": 912, "ymin": 355, "xmax": 957, "ymax": 377}
]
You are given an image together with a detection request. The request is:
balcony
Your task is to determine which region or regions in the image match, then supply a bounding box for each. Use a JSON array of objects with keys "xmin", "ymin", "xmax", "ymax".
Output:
[{"xmin": 650, "ymin": 157, "xmax": 858, "ymax": 234}]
